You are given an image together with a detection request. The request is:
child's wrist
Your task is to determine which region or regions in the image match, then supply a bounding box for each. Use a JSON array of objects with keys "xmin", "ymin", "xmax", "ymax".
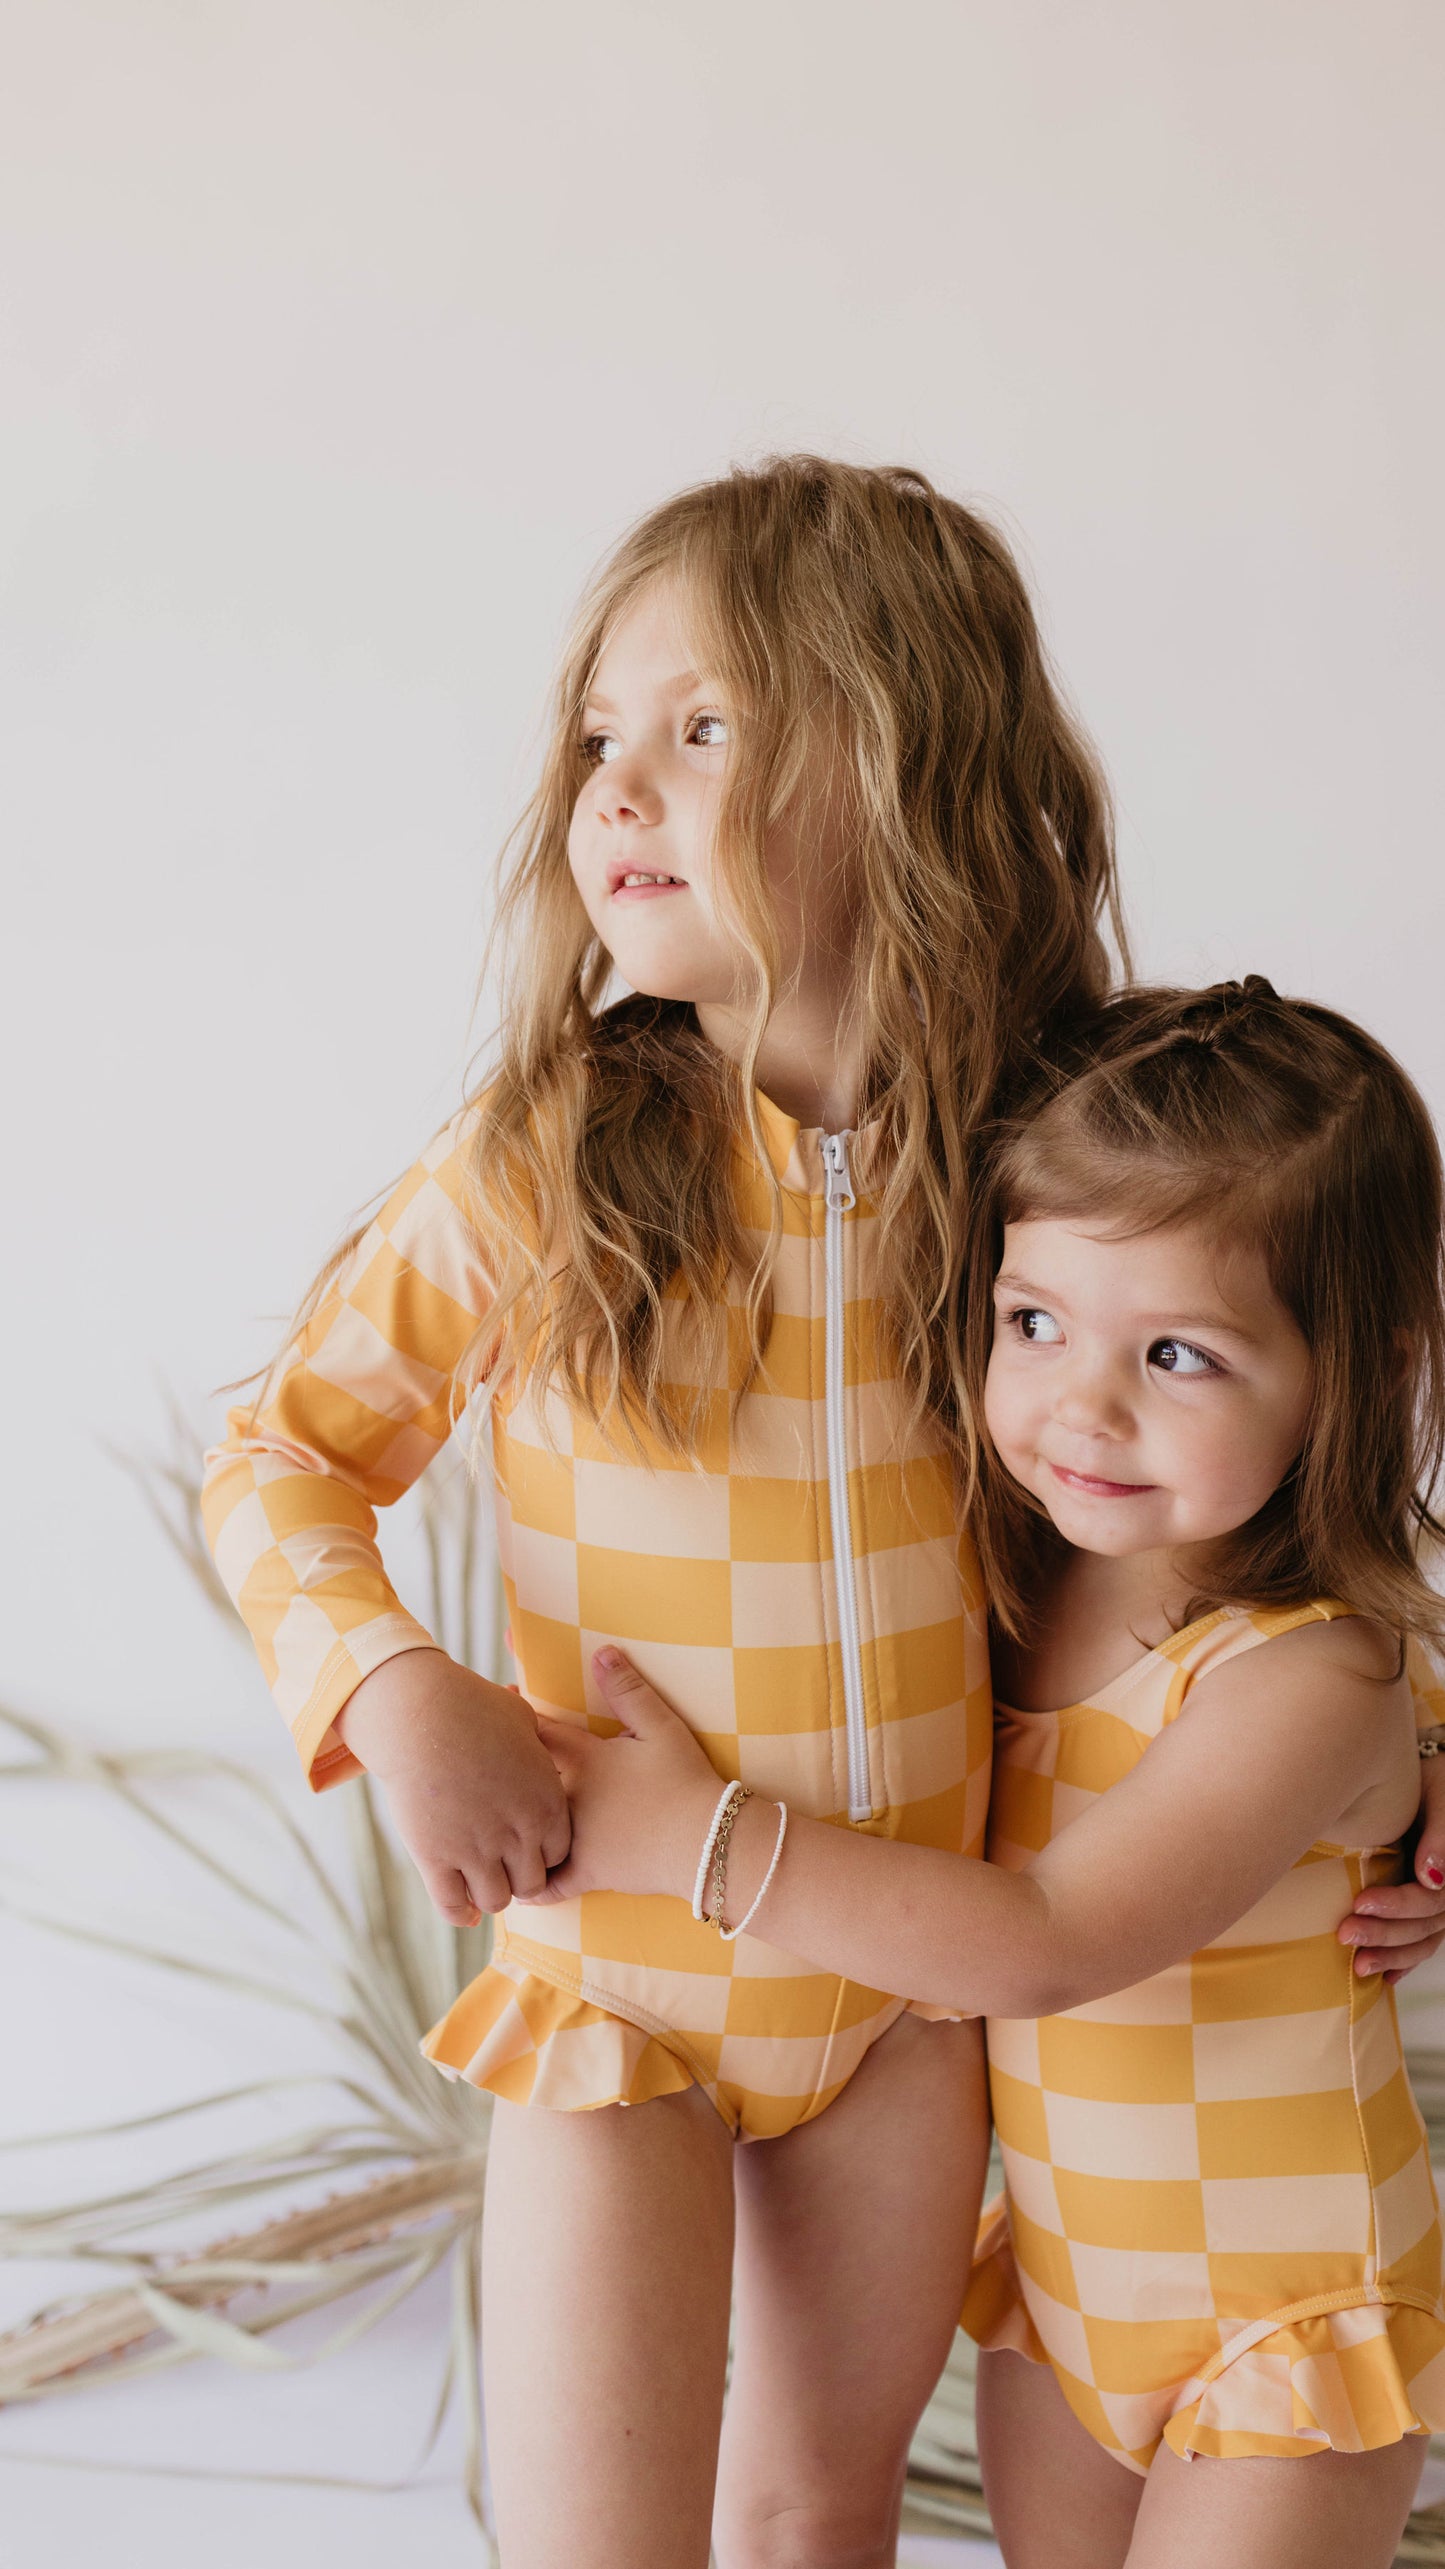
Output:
[
  {"xmin": 676, "ymin": 1776, "xmax": 731, "ymax": 1903},
  {"xmin": 684, "ymin": 1786, "xmax": 783, "ymax": 1931},
  {"xmin": 718, "ymin": 1792, "xmax": 782, "ymax": 1928}
]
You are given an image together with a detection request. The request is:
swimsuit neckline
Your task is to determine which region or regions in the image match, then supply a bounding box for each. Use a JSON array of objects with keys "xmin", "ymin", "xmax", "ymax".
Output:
[{"xmin": 994, "ymin": 1604, "xmax": 1238, "ymax": 1721}]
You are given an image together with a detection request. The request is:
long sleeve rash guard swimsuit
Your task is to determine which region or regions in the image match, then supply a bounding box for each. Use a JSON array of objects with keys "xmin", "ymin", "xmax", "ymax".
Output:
[{"xmin": 202, "ymin": 1093, "xmax": 994, "ymax": 2138}]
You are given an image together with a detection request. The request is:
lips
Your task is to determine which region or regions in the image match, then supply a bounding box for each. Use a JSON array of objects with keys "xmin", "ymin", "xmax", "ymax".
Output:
[
  {"xmin": 605, "ymin": 858, "xmax": 687, "ymax": 895},
  {"xmin": 1048, "ymin": 1462, "xmax": 1156, "ymax": 1500}
]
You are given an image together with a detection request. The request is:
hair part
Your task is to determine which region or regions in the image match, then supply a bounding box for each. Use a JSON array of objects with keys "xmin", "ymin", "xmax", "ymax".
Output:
[{"xmin": 964, "ymin": 978, "xmax": 1445, "ymax": 1646}]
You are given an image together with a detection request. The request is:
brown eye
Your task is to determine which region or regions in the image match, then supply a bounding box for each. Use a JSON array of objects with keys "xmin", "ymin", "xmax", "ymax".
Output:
[
  {"xmin": 1015, "ymin": 1307, "xmax": 1063, "ymax": 1344},
  {"xmin": 689, "ymin": 713, "xmax": 728, "ymax": 748},
  {"xmin": 581, "ymin": 732, "xmax": 620, "ymax": 767},
  {"xmin": 1150, "ymin": 1338, "xmax": 1218, "ymax": 1376}
]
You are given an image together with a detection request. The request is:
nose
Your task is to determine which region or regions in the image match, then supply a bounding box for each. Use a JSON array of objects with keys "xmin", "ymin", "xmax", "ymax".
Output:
[
  {"xmin": 1052, "ymin": 1352, "xmax": 1133, "ymax": 1441},
  {"xmin": 592, "ymin": 750, "xmax": 663, "ymax": 829}
]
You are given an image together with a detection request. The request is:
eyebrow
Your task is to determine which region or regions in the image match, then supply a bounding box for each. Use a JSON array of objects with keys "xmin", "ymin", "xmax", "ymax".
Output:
[
  {"xmin": 994, "ymin": 1271, "xmax": 1059, "ymax": 1305},
  {"xmin": 582, "ymin": 671, "xmax": 712, "ymax": 716},
  {"xmin": 992, "ymin": 1273, "xmax": 1261, "ymax": 1345}
]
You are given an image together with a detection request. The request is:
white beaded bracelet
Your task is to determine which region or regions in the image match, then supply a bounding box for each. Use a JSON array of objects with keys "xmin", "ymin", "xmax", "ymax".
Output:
[
  {"xmin": 720, "ymin": 1801, "xmax": 789, "ymax": 1943},
  {"xmin": 692, "ymin": 1781, "xmax": 746, "ymax": 1922}
]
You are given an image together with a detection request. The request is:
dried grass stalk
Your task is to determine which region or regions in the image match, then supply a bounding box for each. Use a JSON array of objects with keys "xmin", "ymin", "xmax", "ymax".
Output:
[{"xmin": 0, "ymin": 2156, "xmax": 486, "ymax": 2397}]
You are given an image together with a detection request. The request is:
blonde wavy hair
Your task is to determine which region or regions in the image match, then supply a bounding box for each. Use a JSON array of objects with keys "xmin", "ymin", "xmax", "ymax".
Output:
[{"xmin": 253, "ymin": 456, "xmax": 1126, "ymax": 1467}]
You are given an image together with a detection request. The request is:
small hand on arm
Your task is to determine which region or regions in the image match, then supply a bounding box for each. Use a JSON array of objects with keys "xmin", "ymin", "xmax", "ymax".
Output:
[
  {"xmin": 532, "ymin": 1628, "xmax": 1418, "ymax": 2015},
  {"xmin": 336, "ymin": 1648, "xmax": 571, "ymax": 1922},
  {"xmin": 1343, "ymin": 1730, "xmax": 1445, "ymax": 1982}
]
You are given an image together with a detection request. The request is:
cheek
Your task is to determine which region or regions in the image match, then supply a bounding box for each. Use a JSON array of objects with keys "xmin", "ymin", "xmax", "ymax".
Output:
[
  {"xmin": 566, "ymin": 797, "xmax": 595, "ymax": 891},
  {"xmin": 676, "ymin": 780, "xmax": 723, "ymax": 904},
  {"xmin": 1168, "ymin": 1408, "xmax": 1285, "ymax": 1518},
  {"xmin": 983, "ymin": 1361, "xmax": 1030, "ymax": 1461}
]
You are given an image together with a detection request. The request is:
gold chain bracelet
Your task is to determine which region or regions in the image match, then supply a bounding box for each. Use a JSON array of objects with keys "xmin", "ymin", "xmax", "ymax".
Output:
[{"xmin": 707, "ymin": 1785, "xmax": 753, "ymax": 1931}]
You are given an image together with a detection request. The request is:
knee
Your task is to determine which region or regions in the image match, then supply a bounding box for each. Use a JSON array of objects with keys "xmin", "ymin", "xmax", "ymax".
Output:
[{"xmin": 715, "ymin": 2491, "xmax": 898, "ymax": 2569}]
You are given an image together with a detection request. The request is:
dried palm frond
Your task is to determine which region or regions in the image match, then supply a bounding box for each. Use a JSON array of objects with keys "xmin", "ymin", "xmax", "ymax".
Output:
[
  {"xmin": 0, "ymin": 1418, "xmax": 500, "ymax": 2542},
  {"xmin": 0, "ymin": 1696, "xmax": 495, "ymax": 2523}
]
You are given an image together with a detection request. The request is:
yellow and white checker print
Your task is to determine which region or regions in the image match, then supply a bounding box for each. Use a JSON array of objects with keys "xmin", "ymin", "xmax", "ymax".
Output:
[
  {"xmin": 202, "ymin": 1094, "xmax": 993, "ymax": 2141},
  {"xmin": 962, "ymin": 1602, "xmax": 1445, "ymax": 2468}
]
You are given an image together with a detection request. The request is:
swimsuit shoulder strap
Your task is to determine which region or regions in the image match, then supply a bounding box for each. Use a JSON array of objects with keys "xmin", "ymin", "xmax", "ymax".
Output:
[{"xmin": 1158, "ymin": 1600, "xmax": 1354, "ymax": 1722}]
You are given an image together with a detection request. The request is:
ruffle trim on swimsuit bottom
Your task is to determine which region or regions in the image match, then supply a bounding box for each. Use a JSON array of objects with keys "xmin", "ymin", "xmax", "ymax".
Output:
[
  {"xmin": 960, "ymin": 2191, "xmax": 1050, "ymax": 2363},
  {"xmin": 420, "ymin": 1949, "xmax": 704, "ymax": 2119},
  {"xmin": 1165, "ymin": 2298, "xmax": 1445, "ymax": 2461},
  {"xmin": 961, "ymin": 2193, "xmax": 1445, "ymax": 2464}
]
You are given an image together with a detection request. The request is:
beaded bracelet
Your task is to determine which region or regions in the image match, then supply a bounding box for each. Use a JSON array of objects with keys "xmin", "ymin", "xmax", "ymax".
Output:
[
  {"xmin": 692, "ymin": 1781, "xmax": 746, "ymax": 1922},
  {"xmin": 719, "ymin": 1801, "xmax": 789, "ymax": 1943}
]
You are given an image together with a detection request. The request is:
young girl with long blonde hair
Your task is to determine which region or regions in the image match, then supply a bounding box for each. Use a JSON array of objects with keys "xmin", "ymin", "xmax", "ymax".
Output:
[
  {"xmin": 203, "ymin": 455, "xmax": 1129, "ymax": 2565},
  {"xmin": 546, "ymin": 979, "xmax": 1445, "ymax": 2568}
]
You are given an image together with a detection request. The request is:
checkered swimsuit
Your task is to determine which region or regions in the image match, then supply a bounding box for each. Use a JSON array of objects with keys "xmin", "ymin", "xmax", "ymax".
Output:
[
  {"xmin": 963, "ymin": 1603, "xmax": 1445, "ymax": 2468},
  {"xmin": 202, "ymin": 1094, "xmax": 993, "ymax": 2138}
]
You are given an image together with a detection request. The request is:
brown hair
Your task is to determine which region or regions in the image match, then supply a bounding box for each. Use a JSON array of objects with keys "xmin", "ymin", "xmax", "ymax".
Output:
[
  {"xmin": 965, "ymin": 977, "xmax": 1445, "ymax": 1643},
  {"xmin": 461, "ymin": 454, "xmax": 1123, "ymax": 1457},
  {"xmin": 252, "ymin": 455, "xmax": 1126, "ymax": 1462}
]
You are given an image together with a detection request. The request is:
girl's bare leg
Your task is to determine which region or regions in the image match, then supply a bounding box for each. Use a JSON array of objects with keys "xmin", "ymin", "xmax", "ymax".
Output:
[
  {"xmin": 977, "ymin": 2341, "xmax": 1427, "ymax": 2569},
  {"xmin": 1126, "ymin": 2435, "xmax": 1425, "ymax": 2569},
  {"xmin": 482, "ymin": 2087, "xmax": 735, "ymax": 2569},
  {"xmin": 975, "ymin": 2347, "xmax": 1141, "ymax": 2568},
  {"xmin": 714, "ymin": 2013, "xmax": 990, "ymax": 2569}
]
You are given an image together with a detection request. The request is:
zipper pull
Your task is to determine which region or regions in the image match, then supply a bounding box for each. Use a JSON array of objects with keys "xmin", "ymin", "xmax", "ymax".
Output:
[{"xmin": 821, "ymin": 1130, "xmax": 856, "ymax": 1211}]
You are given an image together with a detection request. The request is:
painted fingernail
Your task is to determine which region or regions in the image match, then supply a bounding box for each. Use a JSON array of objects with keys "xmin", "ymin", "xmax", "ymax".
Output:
[{"xmin": 1424, "ymin": 1861, "xmax": 1443, "ymax": 1888}]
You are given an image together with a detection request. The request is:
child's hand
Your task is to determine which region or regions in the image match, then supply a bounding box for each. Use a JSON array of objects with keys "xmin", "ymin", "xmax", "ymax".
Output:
[
  {"xmin": 335, "ymin": 1649, "xmax": 570, "ymax": 1923},
  {"xmin": 1340, "ymin": 1748, "xmax": 1445, "ymax": 1983},
  {"xmin": 521, "ymin": 1646, "xmax": 724, "ymax": 1907}
]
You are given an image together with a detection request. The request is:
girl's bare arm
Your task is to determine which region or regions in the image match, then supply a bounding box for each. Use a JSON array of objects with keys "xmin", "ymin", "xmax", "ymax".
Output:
[{"xmin": 534, "ymin": 1625, "xmax": 1414, "ymax": 2015}]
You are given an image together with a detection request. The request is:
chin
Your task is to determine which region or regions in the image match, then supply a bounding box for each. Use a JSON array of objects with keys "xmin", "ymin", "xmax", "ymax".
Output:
[
  {"xmin": 615, "ymin": 961, "xmax": 720, "ymax": 1005},
  {"xmin": 606, "ymin": 941, "xmax": 736, "ymax": 1007},
  {"xmin": 1061, "ymin": 1522, "xmax": 1155, "ymax": 1559},
  {"xmin": 1038, "ymin": 1494, "xmax": 1169, "ymax": 1558}
]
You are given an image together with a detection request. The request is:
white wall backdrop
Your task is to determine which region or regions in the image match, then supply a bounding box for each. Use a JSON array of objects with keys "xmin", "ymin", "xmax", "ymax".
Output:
[{"xmin": 3, "ymin": 0, "xmax": 1442, "ymax": 1750}]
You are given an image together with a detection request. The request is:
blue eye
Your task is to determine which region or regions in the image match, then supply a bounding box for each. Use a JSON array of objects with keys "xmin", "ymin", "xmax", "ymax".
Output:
[
  {"xmin": 1150, "ymin": 1338, "xmax": 1218, "ymax": 1376},
  {"xmin": 1013, "ymin": 1307, "xmax": 1063, "ymax": 1344}
]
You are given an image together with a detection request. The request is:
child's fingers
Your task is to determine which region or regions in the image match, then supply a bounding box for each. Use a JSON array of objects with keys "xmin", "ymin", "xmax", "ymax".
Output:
[
  {"xmin": 534, "ymin": 1712, "xmax": 588, "ymax": 1776},
  {"xmin": 422, "ymin": 1863, "xmax": 485, "ymax": 1928},
  {"xmin": 1352, "ymin": 1932, "xmax": 1445, "ymax": 1976},
  {"xmin": 1341, "ymin": 1872, "xmax": 1445, "ymax": 1976},
  {"xmin": 498, "ymin": 1836, "xmax": 551, "ymax": 1902},
  {"xmin": 1417, "ymin": 1843, "xmax": 1445, "ymax": 1894},
  {"xmin": 1340, "ymin": 1921, "xmax": 1445, "ymax": 1978},
  {"xmin": 515, "ymin": 1860, "xmax": 582, "ymax": 1906},
  {"xmin": 590, "ymin": 1645, "xmax": 677, "ymax": 1731},
  {"xmin": 541, "ymin": 1805, "xmax": 573, "ymax": 1869},
  {"xmin": 1415, "ymin": 1754, "xmax": 1445, "ymax": 1888},
  {"xmin": 1343, "ymin": 1903, "xmax": 1445, "ymax": 1946},
  {"xmin": 1347, "ymin": 1879, "xmax": 1445, "ymax": 1930}
]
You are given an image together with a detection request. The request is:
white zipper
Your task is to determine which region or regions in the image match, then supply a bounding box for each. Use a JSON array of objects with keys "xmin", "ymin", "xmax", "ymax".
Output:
[{"xmin": 822, "ymin": 1130, "xmax": 872, "ymax": 1822}]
